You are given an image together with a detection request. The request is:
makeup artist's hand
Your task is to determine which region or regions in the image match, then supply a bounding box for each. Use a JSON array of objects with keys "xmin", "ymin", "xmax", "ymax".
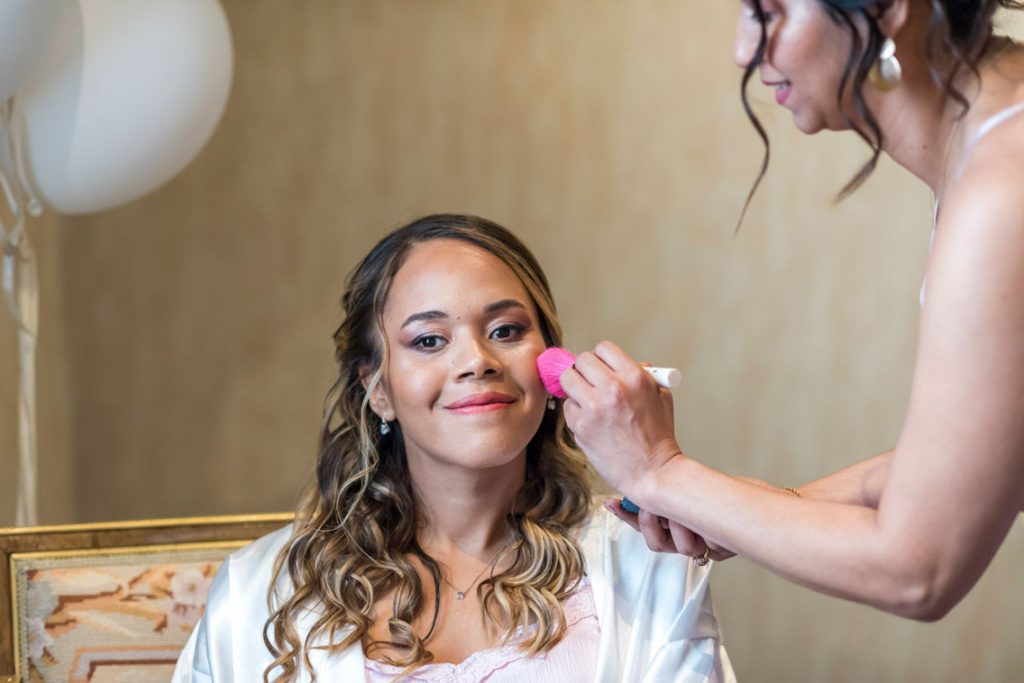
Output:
[
  {"xmin": 559, "ymin": 341, "xmax": 683, "ymax": 496},
  {"xmin": 604, "ymin": 474, "xmax": 791, "ymax": 561},
  {"xmin": 604, "ymin": 498, "xmax": 736, "ymax": 562}
]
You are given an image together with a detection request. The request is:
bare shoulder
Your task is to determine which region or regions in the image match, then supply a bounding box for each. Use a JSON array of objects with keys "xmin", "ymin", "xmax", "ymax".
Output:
[
  {"xmin": 898, "ymin": 116, "xmax": 1024, "ymax": 513},
  {"xmin": 937, "ymin": 114, "xmax": 1024, "ymax": 285},
  {"xmin": 882, "ymin": 133, "xmax": 1024, "ymax": 568},
  {"xmin": 928, "ymin": 132, "xmax": 1024, "ymax": 355}
]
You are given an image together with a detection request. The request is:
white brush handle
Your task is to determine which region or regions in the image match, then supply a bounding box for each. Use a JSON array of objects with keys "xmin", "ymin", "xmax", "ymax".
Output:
[{"xmin": 645, "ymin": 366, "xmax": 681, "ymax": 389}]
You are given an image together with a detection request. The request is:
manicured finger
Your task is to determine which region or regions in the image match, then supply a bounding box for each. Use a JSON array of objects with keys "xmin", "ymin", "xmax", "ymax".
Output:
[
  {"xmin": 592, "ymin": 340, "xmax": 637, "ymax": 371},
  {"xmin": 572, "ymin": 349, "xmax": 617, "ymax": 387},
  {"xmin": 592, "ymin": 341, "xmax": 659, "ymax": 391},
  {"xmin": 701, "ymin": 536, "xmax": 736, "ymax": 562},
  {"xmin": 707, "ymin": 548, "xmax": 736, "ymax": 562},
  {"xmin": 671, "ymin": 525, "xmax": 734, "ymax": 562},
  {"xmin": 638, "ymin": 510, "xmax": 676, "ymax": 553},
  {"xmin": 604, "ymin": 499, "xmax": 641, "ymax": 532},
  {"xmin": 666, "ymin": 521, "xmax": 707, "ymax": 558},
  {"xmin": 557, "ymin": 363, "xmax": 591, "ymax": 404}
]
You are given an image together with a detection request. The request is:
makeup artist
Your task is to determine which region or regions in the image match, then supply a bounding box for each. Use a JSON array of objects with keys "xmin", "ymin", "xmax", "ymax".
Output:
[{"xmin": 560, "ymin": 0, "xmax": 1024, "ymax": 621}]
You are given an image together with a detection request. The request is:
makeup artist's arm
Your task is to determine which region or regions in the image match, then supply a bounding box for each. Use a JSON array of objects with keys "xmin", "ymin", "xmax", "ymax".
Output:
[
  {"xmin": 567, "ymin": 339, "xmax": 1021, "ymax": 620},
  {"xmin": 611, "ymin": 453, "xmax": 893, "ymax": 560},
  {"xmin": 561, "ymin": 187, "xmax": 1024, "ymax": 619},
  {"xmin": 795, "ymin": 450, "xmax": 892, "ymax": 507}
]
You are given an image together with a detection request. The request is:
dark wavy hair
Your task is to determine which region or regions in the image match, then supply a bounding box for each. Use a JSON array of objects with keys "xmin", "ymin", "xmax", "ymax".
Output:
[
  {"xmin": 261, "ymin": 214, "xmax": 593, "ymax": 681},
  {"xmin": 740, "ymin": 0, "xmax": 1024, "ymax": 218}
]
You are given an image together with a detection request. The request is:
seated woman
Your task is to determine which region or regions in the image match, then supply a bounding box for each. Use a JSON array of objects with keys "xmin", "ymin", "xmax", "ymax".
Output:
[{"xmin": 173, "ymin": 214, "xmax": 734, "ymax": 682}]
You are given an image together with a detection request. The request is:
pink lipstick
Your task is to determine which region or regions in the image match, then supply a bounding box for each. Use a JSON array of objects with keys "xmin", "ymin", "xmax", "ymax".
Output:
[{"xmin": 445, "ymin": 392, "xmax": 515, "ymax": 414}]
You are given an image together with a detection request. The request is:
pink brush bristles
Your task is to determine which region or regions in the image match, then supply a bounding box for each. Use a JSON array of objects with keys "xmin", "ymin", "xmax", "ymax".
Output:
[
  {"xmin": 537, "ymin": 347, "xmax": 576, "ymax": 398},
  {"xmin": 538, "ymin": 347, "xmax": 683, "ymax": 397}
]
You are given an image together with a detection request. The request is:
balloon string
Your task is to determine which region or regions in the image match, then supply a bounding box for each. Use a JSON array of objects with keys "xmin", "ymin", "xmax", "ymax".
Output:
[
  {"xmin": 1, "ymin": 96, "xmax": 40, "ymax": 527},
  {"xmin": 9, "ymin": 98, "xmax": 42, "ymax": 219},
  {"xmin": 0, "ymin": 100, "xmax": 23, "ymax": 246},
  {"xmin": 2, "ymin": 98, "xmax": 27, "ymax": 330},
  {"xmin": 12, "ymin": 239, "xmax": 38, "ymax": 528}
]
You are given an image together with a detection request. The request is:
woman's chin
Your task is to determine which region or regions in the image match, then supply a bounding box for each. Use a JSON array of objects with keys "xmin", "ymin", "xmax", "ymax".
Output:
[{"xmin": 791, "ymin": 112, "xmax": 827, "ymax": 136}]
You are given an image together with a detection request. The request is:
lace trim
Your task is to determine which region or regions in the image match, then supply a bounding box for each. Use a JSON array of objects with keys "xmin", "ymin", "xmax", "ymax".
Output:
[{"xmin": 364, "ymin": 577, "xmax": 596, "ymax": 680}]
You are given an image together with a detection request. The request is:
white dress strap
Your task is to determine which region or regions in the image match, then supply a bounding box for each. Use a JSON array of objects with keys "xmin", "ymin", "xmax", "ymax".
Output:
[
  {"xmin": 920, "ymin": 196, "xmax": 938, "ymax": 309},
  {"xmin": 952, "ymin": 100, "xmax": 1024, "ymax": 180},
  {"xmin": 923, "ymin": 100, "xmax": 1024, "ymax": 308}
]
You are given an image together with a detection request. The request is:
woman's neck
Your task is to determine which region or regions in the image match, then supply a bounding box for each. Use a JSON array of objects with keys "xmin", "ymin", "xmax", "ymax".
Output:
[
  {"xmin": 876, "ymin": 37, "xmax": 1023, "ymax": 196},
  {"xmin": 409, "ymin": 457, "xmax": 525, "ymax": 557},
  {"xmin": 872, "ymin": 61, "xmax": 963, "ymax": 192}
]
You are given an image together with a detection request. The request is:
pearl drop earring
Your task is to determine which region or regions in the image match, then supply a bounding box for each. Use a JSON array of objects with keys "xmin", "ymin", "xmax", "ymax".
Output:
[{"xmin": 869, "ymin": 37, "xmax": 902, "ymax": 91}]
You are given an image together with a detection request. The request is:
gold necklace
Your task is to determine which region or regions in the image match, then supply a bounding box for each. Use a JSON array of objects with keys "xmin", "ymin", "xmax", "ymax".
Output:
[{"xmin": 439, "ymin": 542, "xmax": 510, "ymax": 600}]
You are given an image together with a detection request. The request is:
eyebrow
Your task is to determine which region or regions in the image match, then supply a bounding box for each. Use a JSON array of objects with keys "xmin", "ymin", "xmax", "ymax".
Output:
[
  {"xmin": 484, "ymin": 298, "xmax": 527, "ymax": 314},
  {"xmin": 400, "ymin": 299, "xmax": 527, "ymax": 329}
]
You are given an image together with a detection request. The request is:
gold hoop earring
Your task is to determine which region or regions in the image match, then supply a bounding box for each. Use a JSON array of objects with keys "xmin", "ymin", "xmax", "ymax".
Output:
[{"xmin": 869, "ymin": 37, "xmax": 902, "ymax": 91}]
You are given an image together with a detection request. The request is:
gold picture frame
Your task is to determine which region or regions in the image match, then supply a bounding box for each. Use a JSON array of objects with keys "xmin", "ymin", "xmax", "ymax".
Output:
[{"xmin": 1, "ymin": 513, "xmax": 292, "ymax": 682}]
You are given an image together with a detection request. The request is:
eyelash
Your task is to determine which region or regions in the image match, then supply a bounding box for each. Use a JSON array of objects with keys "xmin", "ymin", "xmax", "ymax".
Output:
[
  {"xmin": 412, "ymin": 334, "xmax": 445, "ymax": 350},
  {"xmin": 409, "ymin": 324, "xmax": 526, "ymax": 352},
  {"xmin": 745, "ymin": 6, "xmax": 777, "ymax": 23},
  {"xmin": 490, "ymin": 323, "xmax": 525, "ymax": 340}
]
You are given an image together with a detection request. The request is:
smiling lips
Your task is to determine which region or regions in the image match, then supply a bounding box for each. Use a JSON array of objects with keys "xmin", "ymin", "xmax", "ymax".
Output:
[
  {"xmin": 765, "ymin": 80, "xmax": 792, "ymax": 105},
  {"xmin": 445, "ymin": 392, "xmax": 516, "ymax": 414}
]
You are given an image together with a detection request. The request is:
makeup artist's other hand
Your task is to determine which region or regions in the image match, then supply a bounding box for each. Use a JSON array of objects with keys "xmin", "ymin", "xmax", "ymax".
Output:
[
  {"xmin": 604, "ymin": 498, "xmax": 736, "ymax": 561},
  {"xmin": 604, "ymin": 476, "xmax": 786, "ymax": 561},
  {"xmin": 560, "ymin": 341, "xmax": 683, "ymax": 495}
]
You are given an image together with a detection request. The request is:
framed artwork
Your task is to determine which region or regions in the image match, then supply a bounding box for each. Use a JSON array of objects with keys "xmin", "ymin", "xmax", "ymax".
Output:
[{"xmin": 1, "ymin": 513, "xmax": 292, "ymax": 682}]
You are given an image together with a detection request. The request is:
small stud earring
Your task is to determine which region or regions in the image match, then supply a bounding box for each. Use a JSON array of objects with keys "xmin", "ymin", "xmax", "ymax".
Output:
[
  {"xmin": 547, "ymin": 397, "xmax": 556, "ymax": 411},
  {"xmin": 380, "ymin": 419, "xmax": 391, "ymax": 436}
]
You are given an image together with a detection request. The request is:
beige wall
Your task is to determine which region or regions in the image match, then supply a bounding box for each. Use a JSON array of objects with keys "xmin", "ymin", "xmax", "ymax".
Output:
[{"xmin": 1, "ymin": 1, "xmax": 1022, "ymax": 679}]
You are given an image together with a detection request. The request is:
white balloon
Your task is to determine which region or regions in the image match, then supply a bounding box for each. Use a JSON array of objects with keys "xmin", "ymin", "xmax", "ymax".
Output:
[
  {"xmin": 0, "ymin": 0, "xmax": 63, "ymax": 102},
  {"xmin": 16, "ymin": 0, "xmax": 233, "ymax": 215}
]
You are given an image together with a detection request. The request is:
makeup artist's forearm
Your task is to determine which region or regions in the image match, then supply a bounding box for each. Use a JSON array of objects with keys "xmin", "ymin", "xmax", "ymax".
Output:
[
  {"xmin": 634, "ymin": 457, "xmax": 924, "ymax": 615},
  {"xmin": 797, "ymin": 450, "xmax": 893, "ymax": 508}
]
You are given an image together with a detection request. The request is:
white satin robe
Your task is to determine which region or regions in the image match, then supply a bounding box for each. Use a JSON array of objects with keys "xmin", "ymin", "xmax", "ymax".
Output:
[{"xmin": 173, "ymin": 506, "xmax": 736, "ymax": 682}]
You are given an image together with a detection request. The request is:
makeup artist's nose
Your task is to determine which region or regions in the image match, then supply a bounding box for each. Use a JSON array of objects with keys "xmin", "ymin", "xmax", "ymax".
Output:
[{"xmin": 455, "ymin": 338, "xmax": 502, "ymax": 380}]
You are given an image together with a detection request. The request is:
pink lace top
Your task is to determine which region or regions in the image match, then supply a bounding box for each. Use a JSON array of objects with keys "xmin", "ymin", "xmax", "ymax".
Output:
[{"xmin": 364, "ymin": 577, "xmax": 599, "ymax": 682}]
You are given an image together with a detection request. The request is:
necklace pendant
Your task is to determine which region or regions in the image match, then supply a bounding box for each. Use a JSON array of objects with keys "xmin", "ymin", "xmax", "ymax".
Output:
[{"xmin": 455, "ymin": 591, "xmax": 466, "ymax": 600}]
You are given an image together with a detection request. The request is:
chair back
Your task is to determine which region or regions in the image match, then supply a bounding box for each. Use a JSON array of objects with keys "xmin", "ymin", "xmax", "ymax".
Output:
[{"xmin": 1, "ymin": 513, "xmax": 292, "ymax": 683}]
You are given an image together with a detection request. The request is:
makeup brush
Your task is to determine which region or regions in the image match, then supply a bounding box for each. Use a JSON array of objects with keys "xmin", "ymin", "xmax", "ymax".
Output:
[
  {"xmin": 536, "ymin": 347, "xmax": 681, "ymax": 516},
  {"xmin": 536, "ymin": 347, "xmax": 681, "ymax": 398}
]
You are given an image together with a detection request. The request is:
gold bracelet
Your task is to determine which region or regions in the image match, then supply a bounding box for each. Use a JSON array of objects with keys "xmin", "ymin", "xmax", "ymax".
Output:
[{"xmin": 782, "ymin": 486, "xmax": 803, "ymax": 498}]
